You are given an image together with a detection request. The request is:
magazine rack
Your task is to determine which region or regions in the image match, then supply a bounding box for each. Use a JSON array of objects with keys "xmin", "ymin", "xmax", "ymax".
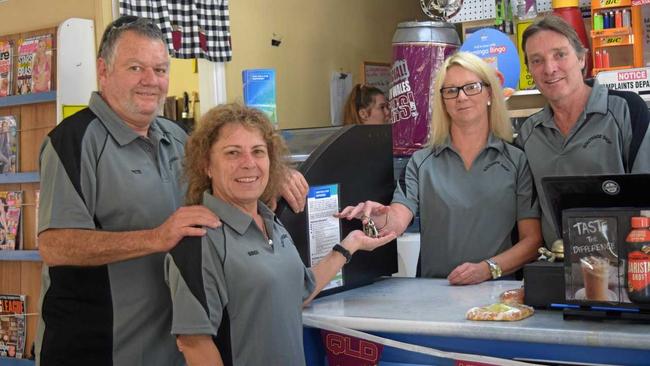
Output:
[{"xmin": 0, "ymin": 25, "xmax": 58, "ymax": 363}]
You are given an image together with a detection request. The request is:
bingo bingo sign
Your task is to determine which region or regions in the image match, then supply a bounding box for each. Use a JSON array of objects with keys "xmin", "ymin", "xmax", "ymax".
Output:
[
  {"xmin": 460, "ymin": 28, "xmax": 520, "ymax": 91},
  {"xmin": 596, "ymin": 67, "xmax": 650, "ymax": 101}
]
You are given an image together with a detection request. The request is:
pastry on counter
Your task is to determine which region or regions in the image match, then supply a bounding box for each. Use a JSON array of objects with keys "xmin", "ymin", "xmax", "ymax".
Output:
[
  {"xmin": 499, "ymin": 287, "xmax": 524, "ymax": 304},
  {"xmin": 466, "ymin": 302, "xmax": 534, "ymax": 321}
]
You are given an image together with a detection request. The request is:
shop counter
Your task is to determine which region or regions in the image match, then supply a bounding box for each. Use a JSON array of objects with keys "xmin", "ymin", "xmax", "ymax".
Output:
[{"xmin": 302, "ymin": 277, "xmax": 650, "ymax": 365}]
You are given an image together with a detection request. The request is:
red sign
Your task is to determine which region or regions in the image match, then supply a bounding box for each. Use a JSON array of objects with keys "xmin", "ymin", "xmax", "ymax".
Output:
[
  {"xmin": 455, "ymin": 361, "xmax": 500, "ymax": 366},
  {"xmin": 321, "ymin": 330, "xmax": 384, "ymax": 366}
]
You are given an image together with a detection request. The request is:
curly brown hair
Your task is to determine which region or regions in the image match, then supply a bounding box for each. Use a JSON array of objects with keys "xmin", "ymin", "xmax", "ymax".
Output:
[{"xmin": 184, "ymin": 103, "xmax": 289, "ymax": 205}]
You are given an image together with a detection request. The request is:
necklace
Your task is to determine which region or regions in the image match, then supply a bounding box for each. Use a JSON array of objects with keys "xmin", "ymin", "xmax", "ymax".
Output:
[{"xmin": 256, "ymin": 215, "xmax": 273, "ymax": 247}]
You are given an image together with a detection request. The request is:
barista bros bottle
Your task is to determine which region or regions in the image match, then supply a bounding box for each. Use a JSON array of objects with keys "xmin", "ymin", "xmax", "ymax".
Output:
[{"xmin": 626, "ymin": 213, "xmax": 650, "ymax": 303}]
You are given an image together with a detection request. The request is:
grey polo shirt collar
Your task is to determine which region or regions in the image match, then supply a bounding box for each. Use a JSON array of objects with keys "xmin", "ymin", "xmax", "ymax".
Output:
[
  {"xmin": 432, "ymin": 132, "xmax": 506, "ymax": 157},
  {"xmin": 535, "ymin": 80, "xmax": 608, "ymax": 131},
  {"xmin": 201, "ymin": 190, "xmax": 275, "ymax": 237},
  {"xmin": 88, "ymin": 92, "xmax": 171, "ymax": 146}
]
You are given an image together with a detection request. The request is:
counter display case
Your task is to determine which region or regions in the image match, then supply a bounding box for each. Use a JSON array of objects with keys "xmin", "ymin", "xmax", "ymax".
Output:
[{"xmin": 303, "ymin": 278, "xmax": 650, "ymax": 365}]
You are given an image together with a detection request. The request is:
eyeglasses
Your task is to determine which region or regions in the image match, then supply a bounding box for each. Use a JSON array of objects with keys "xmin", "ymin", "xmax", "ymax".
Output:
[
  {"xmin": 440, "ymin": 82, "xmax": 488, "ymax": 99},
  {"xmin": 99, "ymin": 16, "xmax": 161, "ymax": 57}
]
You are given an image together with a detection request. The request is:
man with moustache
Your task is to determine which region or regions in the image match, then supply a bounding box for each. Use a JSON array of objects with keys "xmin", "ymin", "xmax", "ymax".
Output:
[
  {"xmin": 35, "ymin": 16, "xmax": 307, "ymax": 366},
  {"xmin": 518, "ymin": 15, "xmax": 650, "ymax": 248}
]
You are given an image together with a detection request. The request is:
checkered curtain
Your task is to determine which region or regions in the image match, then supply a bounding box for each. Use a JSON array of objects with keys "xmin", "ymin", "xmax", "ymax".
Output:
[{"xmin": 119, "ymin": 0, "xmax": 232, "ymax": 62}]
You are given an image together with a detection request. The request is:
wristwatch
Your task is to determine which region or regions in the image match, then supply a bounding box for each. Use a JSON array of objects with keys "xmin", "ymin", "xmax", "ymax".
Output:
[
  {"xmin": 485, "ymin": 259, "xmax": 503, "ymax": 279},
  {"xmin": 332, "ymin": 244, "xmax": 352, "ymax": 264}
]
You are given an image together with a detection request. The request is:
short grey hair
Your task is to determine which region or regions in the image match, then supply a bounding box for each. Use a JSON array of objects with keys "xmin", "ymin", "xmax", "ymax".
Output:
[{"xmin": 98, "ymin": 16, "xmax": 166, "ymax": 68}]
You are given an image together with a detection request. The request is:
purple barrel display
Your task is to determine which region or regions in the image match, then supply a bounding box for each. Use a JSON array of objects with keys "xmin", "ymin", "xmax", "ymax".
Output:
[{"xmin": 390, "ymin": 21, "xmax": 460, "ymax": 156}]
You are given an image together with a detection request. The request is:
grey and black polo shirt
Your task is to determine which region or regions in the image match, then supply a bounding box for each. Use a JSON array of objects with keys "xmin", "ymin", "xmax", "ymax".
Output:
[
  {"xmin": 36, "ymin": 92, "xmax": 188, "ymax": 366},
  {"xmin": 517, "ymin": 80, "xmax": 650, "ymax": 246},
  {"xmin": 393, "ymin": 133, "xmax": 540, "ymax": 278},
  {"xmin": 165, "ymin": 191, "xmax": 316, "ymax": 366}
]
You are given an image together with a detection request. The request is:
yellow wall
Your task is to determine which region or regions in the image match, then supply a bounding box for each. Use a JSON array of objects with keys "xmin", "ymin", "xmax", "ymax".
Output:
[
  {"xmin": 0, "ymin": 0, "xmax": 108, "ymax": 46},
  {"xmin": 227, "ymin": 0, "xmax": 423, "ymax": 129},
  {"xmin": 2, "ymin": 0, "xmax": 425, "ymax": 129},
  {"xmin": 168, "ymin": 58, "xmax": 199, "ymax": 100}
]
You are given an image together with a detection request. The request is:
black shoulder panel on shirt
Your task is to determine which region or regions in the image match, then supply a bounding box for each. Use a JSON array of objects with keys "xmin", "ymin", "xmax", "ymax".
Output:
[
  {"xmin": 47, "ymin": 108, "xmax": 97, "ymax": 203},
  {"xmin": 213, "ymin": 307, "xmax": 233, "ymax": 366},
  {"xmin": 169, "ymin": 236, "xmax": 209, "ymax": 314},
  {"xmin": 607, "ymin": 89, "xmax": 649, "ymax": 172},
  {"xmin": 40, "ymin": 265, "xmax": 113, "ymax": 366}
]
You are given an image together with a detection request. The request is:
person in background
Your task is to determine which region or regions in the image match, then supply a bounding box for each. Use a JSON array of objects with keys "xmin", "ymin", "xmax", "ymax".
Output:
[
  {"xmin": 338, "ymin": 52, "xmax": 542, "ymax": 285},
  {"xmin": 342, "ymin": 84, "xmax": 390, "ymax": 125},
  {"xmin": 166, "ymin": 103, "xmax": 396, "ymax": 365},
  {"xmin": 519, "ymin": 15, "xmax": 650, "ymax": 248},
  {"xmin": 36, "ymin": 16, "xmax": 308, "ymax": 366}
]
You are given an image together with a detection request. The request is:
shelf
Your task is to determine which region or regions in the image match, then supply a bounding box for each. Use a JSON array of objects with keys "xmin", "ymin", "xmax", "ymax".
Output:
[
  {"xmin": 508, "ymin": 108, "xmax": 543, "ymax": 119},
  {"xmin": 0, "ymin": 91, "xmax": 56, "ymax": 108},
  {"xmin": 511, "ymin": 89, "xmax": 541, "ymax": 96},
  {"xmin": 593, "ymin": 0, "xmax": 632, "ymax": 9},
  {"xmin": 0, "ymin": 172, "xmax": 39, "ymax": 184},
  {"xmin": 593, "ymin": 65, "xmax": 634, "ymax": 73},
  {"xmin": 591, "ymin": 27, "xmax": 632, "ymax": 37},
  {"xmin": 0, "ymin": 357, "xmax": 35, "ymax": 365},
  {"xmin": 0, "ymin": 250, "xmax": 41, "ymax": 262},
  {"xmin": 0, "ymin": 358, "xmax": 34, "ymax": 366},
  {"xmin": 594, "ymin": 42, "xmax": 634, "ymax": 48},
  {"xmin": 593, "ymin": 35, "xmax": 634, "ymax": 48}
]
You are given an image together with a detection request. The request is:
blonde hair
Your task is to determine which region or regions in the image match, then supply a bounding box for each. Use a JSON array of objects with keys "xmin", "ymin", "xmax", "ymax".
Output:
[
  {"xmin": 342, "ymin": 84, "xmax": 386, "ymax": 125},
  {"xmin": 429, "ymin": 51, "xmax": 513, "ymax": 146},
  {"xmin": 184, "ymin": 103, "xmax": 289, "ymax": 205}
]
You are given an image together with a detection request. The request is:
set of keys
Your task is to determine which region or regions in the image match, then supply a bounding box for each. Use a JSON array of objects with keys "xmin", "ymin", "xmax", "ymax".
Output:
[{"xmin": 362, "ymin": 216, "xmax": 379, "ymax": 238}]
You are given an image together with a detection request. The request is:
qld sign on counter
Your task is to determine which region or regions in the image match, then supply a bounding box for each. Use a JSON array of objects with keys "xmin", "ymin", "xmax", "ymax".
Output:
[{"xmin": 595, "ymin": 67, "xmax": 650, "ymax": 101}]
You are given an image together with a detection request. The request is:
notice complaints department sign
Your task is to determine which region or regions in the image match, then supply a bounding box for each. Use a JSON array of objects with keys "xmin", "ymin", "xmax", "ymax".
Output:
[{"xmin": 595, "ymin": 67, "xmax": 650, "ymax": 101}]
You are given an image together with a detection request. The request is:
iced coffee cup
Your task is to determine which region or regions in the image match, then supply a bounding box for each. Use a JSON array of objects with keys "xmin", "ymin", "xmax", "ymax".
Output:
[{"xmin": 580, "ymin": 256, "xmax": 610, "ymax": 301}]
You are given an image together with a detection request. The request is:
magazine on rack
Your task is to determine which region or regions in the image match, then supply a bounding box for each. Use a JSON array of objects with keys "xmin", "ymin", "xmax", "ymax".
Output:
[
  {"xmin": 16, "ymin": 34, "xmax": 52, "ymax": 95},
  {"xmin": 0, "ymin": 191, "xmax": 22, "ymax": 250},
  {"xmin": 0, "ymin": 40, "xmax": 12, "ymax": 97},
  {"xmin": 0, "ymin": 115, "xmax": 18, "ymax": 173},
  {"xmin": 0, "ymin": 294, "xmax": 27, "ymax": 359},
  {"xmin": 34, "ymin": 190, "xmax": 39, "ymax": 248}
]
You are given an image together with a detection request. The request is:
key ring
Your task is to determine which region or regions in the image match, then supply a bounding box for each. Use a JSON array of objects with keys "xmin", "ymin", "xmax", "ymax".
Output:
[{"xmin": 363, "ymin": 217, "xmax": 379, "ymax": 238}]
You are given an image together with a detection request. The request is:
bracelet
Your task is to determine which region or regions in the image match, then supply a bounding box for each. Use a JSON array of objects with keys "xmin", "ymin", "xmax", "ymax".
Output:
[
  {"xmin": 332, "ymin": 244, "xmax": 352, "ymax": 264},
  {"xmin": 375, "ymin": 212, "xmax": 389, "ymax": 231}
]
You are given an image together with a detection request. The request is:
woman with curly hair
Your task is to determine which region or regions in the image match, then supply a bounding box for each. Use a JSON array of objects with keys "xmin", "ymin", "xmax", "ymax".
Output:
[{"xmin": 165, "ymin": 103, "xmax": 396, "ymax": 366}]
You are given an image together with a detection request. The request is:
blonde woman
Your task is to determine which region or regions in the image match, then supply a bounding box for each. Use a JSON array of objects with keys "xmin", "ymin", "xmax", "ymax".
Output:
[{"xmin": 338, "ymin": 52, "xmax": 542, "ymax": 285}]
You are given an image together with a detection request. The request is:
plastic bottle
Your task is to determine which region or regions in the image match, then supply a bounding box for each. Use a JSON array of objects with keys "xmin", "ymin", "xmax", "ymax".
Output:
[
  {"xmin": 626, "ymin": 212, "xmax": 650, "ymax": 303},
  {"xmin": 552, "ymin": 0, "xmax": 592, "ymax": 76}
]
